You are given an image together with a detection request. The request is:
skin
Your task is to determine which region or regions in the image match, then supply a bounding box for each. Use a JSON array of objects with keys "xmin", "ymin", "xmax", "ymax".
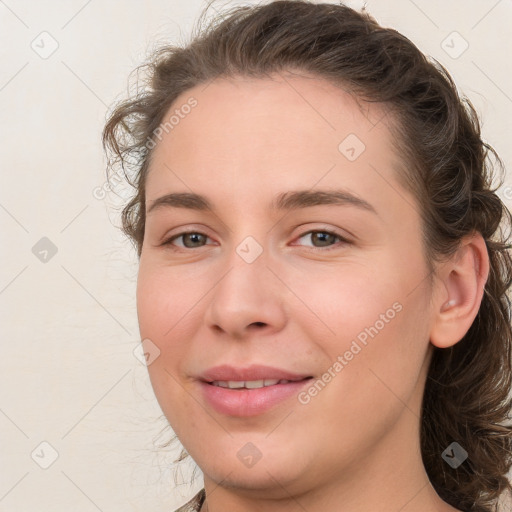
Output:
[{"xmin": 136, "ymin": 72, "xmax": 489, "ymax": 512}]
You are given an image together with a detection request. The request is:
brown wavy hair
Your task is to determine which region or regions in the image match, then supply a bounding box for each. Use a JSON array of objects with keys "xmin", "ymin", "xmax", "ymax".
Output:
[{"xmin": 102, "ymin": 1, "xmax": 512, "ymax": 510}]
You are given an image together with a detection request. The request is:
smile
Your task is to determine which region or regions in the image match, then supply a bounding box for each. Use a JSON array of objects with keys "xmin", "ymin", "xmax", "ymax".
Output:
[
  {"xmin": 210, "ymin": 379, "xmax": 295, "ymax": 389},
  {"xmin": 200, "ymin": 376, "xmax": 313, "ymax": 416}
]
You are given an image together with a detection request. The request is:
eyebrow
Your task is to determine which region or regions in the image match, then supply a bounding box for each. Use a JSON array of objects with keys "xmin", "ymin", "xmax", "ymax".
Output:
[{"xmin": 147, "ymin": 189, "xmax": 377, "ymax": 215}]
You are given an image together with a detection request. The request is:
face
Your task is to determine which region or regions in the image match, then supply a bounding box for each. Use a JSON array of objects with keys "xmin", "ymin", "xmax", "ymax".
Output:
[{"xmin": 137, "ymin": 73, "xmax": 435, "ymax": 496}]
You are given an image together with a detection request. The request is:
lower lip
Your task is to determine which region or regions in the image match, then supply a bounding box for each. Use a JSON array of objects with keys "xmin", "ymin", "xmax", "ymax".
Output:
[{"xmin": 199, "ymin": 379, "xmax": 312, "ymax": 417}]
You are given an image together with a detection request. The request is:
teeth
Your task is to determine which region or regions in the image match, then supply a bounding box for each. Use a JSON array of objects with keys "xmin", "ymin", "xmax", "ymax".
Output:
[
  {"xmin": 211, "ymin": 379, "xmax": 287, "ymax": 389},
  {"xmin": 246, "ymin": 379, "xmax": 280, "ymax": 389}
]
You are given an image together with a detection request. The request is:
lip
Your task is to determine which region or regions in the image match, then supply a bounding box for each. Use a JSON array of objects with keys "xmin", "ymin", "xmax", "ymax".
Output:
[
  {"xmin": 199, "ymin": 364, "xmax": 311, "ymax": 383},
  {"xmin": 198, "ymin": 364, "xmax": 313, "ymax": 417}
]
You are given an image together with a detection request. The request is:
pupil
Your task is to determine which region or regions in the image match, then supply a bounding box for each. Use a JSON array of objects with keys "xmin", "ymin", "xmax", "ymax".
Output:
[
  {"xmin": 314, "ymin": 232, "xmax": 332, "ymax": 246},
  {"xmin": 186, "ymin": 233, "xmax": 204, "ymax": 247}
]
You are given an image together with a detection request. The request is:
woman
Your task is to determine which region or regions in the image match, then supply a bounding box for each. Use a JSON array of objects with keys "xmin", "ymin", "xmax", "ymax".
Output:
[{"xmin": 102, "ymin": 1, "xmax": 512, "ymax": 511}]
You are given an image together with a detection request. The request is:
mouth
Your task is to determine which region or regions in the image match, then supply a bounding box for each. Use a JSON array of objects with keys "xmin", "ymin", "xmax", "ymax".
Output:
[
  {"xmin": 199, "ymin": 363, "xmax": 313, "ymax": 383},
  {"xmin": 207, "ymin": 378, "xmax": 311, "ymax": 389},
  {"xmin": 197, "ymin": 366, "xmax": 314, "ymax": 416}
]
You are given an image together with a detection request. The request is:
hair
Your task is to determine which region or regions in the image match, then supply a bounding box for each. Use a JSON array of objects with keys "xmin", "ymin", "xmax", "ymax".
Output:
[{"xmin": 102, "ymin": 1, "xmax": 512, "ymax": 510}]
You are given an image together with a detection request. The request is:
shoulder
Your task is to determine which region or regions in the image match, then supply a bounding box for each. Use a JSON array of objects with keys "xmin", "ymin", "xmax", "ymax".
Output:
[{"xmin": 173, "ymin": 489, "xmax": 206, "ymax": 512}]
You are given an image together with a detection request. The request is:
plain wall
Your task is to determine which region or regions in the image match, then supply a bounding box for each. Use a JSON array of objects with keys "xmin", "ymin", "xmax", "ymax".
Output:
[{"xmin": 1, "ymin": 1, "xmax": 511, "ymax": 510}]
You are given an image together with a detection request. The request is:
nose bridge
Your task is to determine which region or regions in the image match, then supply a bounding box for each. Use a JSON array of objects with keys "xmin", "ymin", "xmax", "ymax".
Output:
[{"xmin": 203, "ymin": 235, "xmax": 287, "ymax": 337}]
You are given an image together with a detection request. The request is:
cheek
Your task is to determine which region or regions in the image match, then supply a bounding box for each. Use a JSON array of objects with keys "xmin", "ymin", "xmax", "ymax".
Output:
[
  {"xmin": 136, "ymin": 259, "xmax": 205, "ymax": 339},
  {"xmin": 136, "ymin": 264, "xmax": 194, "ymax": 406},
  {"xmin": 287, "ymin": 260, "xmax": 406, "ymax": 348},
  {"xmin": 296, "ymin": 296, "xmax": 430, "ymax": 460},
  {"xmin": 297, "ymin": 255, "xmax": 431, "ymax": 397}
]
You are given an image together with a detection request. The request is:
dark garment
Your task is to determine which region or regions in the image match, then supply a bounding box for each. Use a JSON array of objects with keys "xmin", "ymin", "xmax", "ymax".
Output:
[{"xmin": 174, "ymin": 489, "xmax": 206, "ymax": 512}]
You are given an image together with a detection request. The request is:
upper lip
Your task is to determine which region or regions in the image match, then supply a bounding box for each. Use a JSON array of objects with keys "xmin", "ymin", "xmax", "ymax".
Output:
[{"xmin": 199, "ymin": 364, "xmax": 312, "ymax": 383}]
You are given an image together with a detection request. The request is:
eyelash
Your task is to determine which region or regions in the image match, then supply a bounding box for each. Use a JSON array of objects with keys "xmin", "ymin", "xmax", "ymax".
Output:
[{"xmin": 161, "ymin": 229, "xmax": 349, "ymax": 252}]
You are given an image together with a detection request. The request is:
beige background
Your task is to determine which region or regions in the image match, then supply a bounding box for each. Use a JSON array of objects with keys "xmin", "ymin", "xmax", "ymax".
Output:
[{"xmin": 1, "ymin": 0, "xmax": 511, "ymax": 511}]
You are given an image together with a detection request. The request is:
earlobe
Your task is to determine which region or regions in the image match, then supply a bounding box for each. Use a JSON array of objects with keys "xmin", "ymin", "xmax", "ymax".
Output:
[{"xmin": 429, "ymin": 233, "xmax": 490, "ymax": 349}]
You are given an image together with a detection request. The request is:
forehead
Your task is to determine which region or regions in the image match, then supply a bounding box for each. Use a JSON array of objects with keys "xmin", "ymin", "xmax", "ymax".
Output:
[{"xmin": 145, "ymin": 72, "xmax": 408, "ymax": 215}]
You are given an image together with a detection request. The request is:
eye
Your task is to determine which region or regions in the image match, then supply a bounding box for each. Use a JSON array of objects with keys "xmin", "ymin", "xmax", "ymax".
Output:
[
  {"xmin": 162, "ymin": 231, "xmax": 212, "ymax": 249},
  {"xmin": 294, "ymin": 229, "xmax": 349, "ymax": 250},
  {"xmin": 161, "ymin": 229, "xmax": 349, "ymax": 251}
]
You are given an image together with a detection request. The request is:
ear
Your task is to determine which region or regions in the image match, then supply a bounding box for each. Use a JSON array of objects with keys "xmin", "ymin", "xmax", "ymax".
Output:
[{"xmin": 429, "ymin": 232, "xmax": 490, "ymax": 349}]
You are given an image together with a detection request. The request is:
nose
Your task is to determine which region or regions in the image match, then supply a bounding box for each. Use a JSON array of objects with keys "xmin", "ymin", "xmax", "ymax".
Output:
[{"xmin": 203, "ymin": 247, "xmax": 287, "ymax": 340}]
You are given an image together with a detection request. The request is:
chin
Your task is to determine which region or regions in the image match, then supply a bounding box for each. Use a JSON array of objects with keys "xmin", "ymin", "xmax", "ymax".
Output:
[
  {"xmin": 195, "ymin": 440, "xmax": 312, "ymax": 494},
  {"xmin": 204, "ymin": 464, "xmax": 307, "ymax": 497}
]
